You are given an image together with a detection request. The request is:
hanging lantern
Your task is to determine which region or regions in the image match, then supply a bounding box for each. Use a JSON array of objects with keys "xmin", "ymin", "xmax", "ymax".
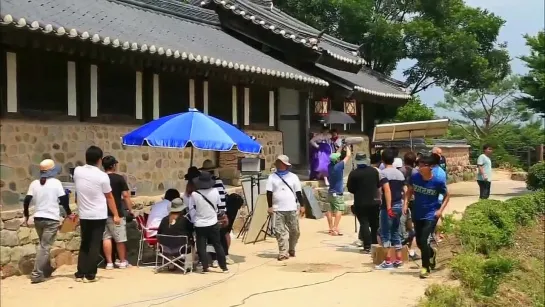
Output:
[
  {"xmin": 344, "ymin": 99, "xmax": 357, "ymax": 116},
  {"xmin": 314, "ymin": 97, "xmax": 329, "ymax": 115}
]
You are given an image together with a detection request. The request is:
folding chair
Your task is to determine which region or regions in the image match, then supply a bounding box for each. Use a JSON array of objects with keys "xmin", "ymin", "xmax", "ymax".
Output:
[
  {"xmin": 135, "ymin": 215, "xmax": 158, "ymax": 267},
  {"xmin": 155, "ymin": 234, "xmax": 194, "ymax": 274}
]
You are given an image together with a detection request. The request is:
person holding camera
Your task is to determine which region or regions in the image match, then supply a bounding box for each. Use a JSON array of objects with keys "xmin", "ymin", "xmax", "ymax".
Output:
[{"xmin": 326, "ymin": 146, "xmax": 351, "ymax": 236}]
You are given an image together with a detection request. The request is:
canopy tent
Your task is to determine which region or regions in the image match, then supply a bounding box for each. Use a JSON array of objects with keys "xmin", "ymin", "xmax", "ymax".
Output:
[{"xmin": 372, "ymin": 119, "xmax": 450, "ymax": 150}]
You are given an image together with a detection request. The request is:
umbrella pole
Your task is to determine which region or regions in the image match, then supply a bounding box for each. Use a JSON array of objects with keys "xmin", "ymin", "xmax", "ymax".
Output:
[{"xmin": 190, "ymin": 146, "xmax": 194, "ymax": 166}]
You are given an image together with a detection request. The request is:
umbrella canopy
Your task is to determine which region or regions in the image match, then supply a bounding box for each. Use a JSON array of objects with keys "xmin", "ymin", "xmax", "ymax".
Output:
[
  {"xmin": 122, "ymin": 109, "xmax": 262, "ymax": 154},
  {"xmin": 324, "ymin": 110, "xmax": 356, "ymax": 124}
]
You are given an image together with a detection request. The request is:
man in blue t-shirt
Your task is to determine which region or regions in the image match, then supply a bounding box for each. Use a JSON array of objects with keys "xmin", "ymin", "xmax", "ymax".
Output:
[
  {"xmin": 404, "ymin": 154, "xmax": 450, "ymax": 279},
  {"xmin": 326, "ymin": 146, "xmax": 351, "ymax": 236}
]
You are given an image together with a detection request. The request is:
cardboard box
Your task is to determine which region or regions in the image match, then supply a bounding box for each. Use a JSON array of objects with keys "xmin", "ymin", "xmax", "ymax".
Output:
[{"xmin": 371, "ymin": 244, "xmax": 409, "ymax": 265}]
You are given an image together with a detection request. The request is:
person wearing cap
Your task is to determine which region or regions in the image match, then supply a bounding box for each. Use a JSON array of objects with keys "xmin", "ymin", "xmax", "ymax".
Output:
[
  {"xmin": 188, "ymin": 172, "xmax": 229, "ymax": 273},
  {"xmin": 23, "ymin": 159, "xmax": 72, "ymax": 284},
  {"xmin": 404, "ymin": 153, "xmax": 450, "ymax": 279},
  {"xmin": 101, "ymin": 155, "xmax": 133, "ymax": 270},
  {"xmin": 326, "ymin": 146, "xmax": 351, "ymax": 236},
  {"xmin": 73, "ymin": 146, "xmax": 120, "ymax": 283},
  {"xmin": 379, "ymin": 147, "xmax": 403, "ymax": 170},
  {"xmin": 266, "ymin": 155, "xmax": 304, "ymax": 261},
  {"xmin": 347, "ymin": 153, "xmax": 381, "ymax": 253},
  {"xmin": 147, "ymin": 189, "xmax": 181, "ymax": 237}
]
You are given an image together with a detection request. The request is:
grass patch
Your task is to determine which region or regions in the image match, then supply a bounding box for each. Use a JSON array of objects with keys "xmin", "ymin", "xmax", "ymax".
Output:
[{"xmin": 420, "ymin": 191, "xmax": 545, "ymax": 307}]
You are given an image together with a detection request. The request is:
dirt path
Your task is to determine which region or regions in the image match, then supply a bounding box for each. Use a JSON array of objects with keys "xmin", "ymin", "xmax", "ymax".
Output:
[{"xmin": 0, "ymin": 176, "xmax": 527, "ymax": 307}]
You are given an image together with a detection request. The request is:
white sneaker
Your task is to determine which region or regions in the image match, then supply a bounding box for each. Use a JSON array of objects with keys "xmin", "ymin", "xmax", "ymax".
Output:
[
  {"xmin": 353, "ymin": 240, "xmax": 363, "ymax": 247},
  {"xmin": 211, "ymin": 260, "xmax": 219, "ymax": 268},
  {"xmin": 225, "ymin": 256, "xmax": 235, "ymax": 265},
  {"xmin": 105, "ymin": 263, "xmax": 114, "ymax": 270},
  {"xmin": 117, "ymin": 261, "xmax": 128, "ymax": 269}
]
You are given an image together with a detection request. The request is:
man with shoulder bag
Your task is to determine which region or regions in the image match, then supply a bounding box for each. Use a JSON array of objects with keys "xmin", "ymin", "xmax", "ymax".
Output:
[{"xmin": 266, "ymin": 155, "xmax": 305, "ymax": 261}]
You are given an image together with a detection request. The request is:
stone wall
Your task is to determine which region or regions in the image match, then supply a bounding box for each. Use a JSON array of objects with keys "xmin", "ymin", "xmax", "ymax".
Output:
[{"xmin": 0, "ymin": 119, "xmax": 281, "ymax": 208}]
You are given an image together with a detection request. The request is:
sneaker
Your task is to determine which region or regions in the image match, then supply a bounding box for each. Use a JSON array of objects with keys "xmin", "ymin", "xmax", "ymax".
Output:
[
  {"xmin": 353, "ymin": 240, "xmax": 363, "ymax": 247},
  {"xmin": 200, "ymin": 268, "xmax": 209, "ymax": 274},
  {"xmin": 75, "ymin": 278, "xmax": 84, "ymax": 283},
  {"xmin": 409, "ymin": 253, "xmax": 421, "ymax": 261},
  {"xmin": 117, "ymin": 261, "xmax": 128, "ymax": 269},
  {"xmin": 277, "ymin": 254, "xmax": 289, "ymax": 261},
  {"xmin": 419, "ymin": 268, "xmax": 430, "ymax": 279},
  {"xmin": 430, "ymin": 247, "xmax": 438, "ymax": 270},
  {"xmin": 105, "ymin": 263, "xmax": 114, "ymax": 270},
  {"xmin": 222, "ymin": 268, "xmax": 230, "ymax": 273},
  {"xmin": 30, "ymin": 277, "xmax": 46, "ymax": 284},
  {"xmin": 375, "ymin": 261, "xmax": 394, "ymax": 270},
  {"xmin": 84, "ymin": 277, "xmax": 99, "ymax": 283},
  {"xmin": 114, "ymin": 259, "xmax": 121, "ymax": 266},
  {"xmin": 288, "ymin": 250, "xmax": 296, "ymax": 257},
  {"xmin": 393, "ymin": 260, "xmax": 403, "ymax": 268},
  {"xmin": 361, "ymin": 248, "xmax": 371, "ymax": 254},
  {"xmin": 211, "ymin": 260, "xmax": 219, "ymax": 268},
  {"xmin": 225, "ymin": 256, "xmax": 235, "ymax": 265}
]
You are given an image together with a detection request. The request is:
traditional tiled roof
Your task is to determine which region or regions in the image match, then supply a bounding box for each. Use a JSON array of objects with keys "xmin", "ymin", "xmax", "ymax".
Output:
[
  {"xmin": 203, "ymin": 0, "xmax": 366, "ymax": 65},
  {"xmin": 316, "ymin": 64, "xmax": 411, "ymax": 99},
  {"xmin": 0, "ymin": 0, "xmax": 329, "ymax": 87}
]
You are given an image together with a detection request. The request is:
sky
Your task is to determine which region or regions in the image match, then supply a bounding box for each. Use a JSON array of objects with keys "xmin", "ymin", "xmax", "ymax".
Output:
[{"xmin": 393, "ymin": 0, "xmax": 545, "ymax": 114}]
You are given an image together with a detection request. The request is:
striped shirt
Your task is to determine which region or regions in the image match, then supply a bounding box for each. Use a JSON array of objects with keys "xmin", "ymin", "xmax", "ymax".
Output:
[
  {"xmin": 212, "ymin": 175, "xmax": 227, "ymax": 211},
  {"xmin": 379, "ymin": 166, "xmax": 406, "ymax": 207}
]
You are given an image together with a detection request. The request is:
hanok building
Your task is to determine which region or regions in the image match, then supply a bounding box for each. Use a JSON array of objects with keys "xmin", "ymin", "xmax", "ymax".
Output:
[{"xmin": 0, "ymin": 0, "xmax": 410, "ymax": 207}]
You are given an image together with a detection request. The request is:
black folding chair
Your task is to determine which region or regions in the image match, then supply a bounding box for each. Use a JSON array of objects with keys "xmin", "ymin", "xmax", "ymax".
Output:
[{"xmin": 155, "ymin": 234, "xmax": 194, "ymax": 274}]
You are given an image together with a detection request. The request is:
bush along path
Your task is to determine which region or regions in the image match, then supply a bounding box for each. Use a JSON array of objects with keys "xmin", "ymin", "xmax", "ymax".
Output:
[{"xmin": 419, "ymin": 190, "xmax": 545, "ymax": 307}]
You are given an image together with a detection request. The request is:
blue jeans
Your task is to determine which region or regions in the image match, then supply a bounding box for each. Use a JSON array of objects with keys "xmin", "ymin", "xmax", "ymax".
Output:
[{"xmin": 379, "ymin": 203, "xmax": 403, "ymax": 249}]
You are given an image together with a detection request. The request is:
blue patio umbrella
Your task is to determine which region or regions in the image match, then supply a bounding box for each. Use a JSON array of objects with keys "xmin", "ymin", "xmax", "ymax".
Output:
[{"xmin": 122, "ymin": 108, "xmax": 262, "ymax": 165}]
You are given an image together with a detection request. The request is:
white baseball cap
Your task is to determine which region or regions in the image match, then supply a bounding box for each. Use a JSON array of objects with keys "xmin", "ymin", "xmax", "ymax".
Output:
[
  {"xmin": 393, "ymin": 157, "xmax": 403, "ymax": 168},
  {"xmin": 276, "ymin": 155, "xmax": 291, "ymax": 166}
]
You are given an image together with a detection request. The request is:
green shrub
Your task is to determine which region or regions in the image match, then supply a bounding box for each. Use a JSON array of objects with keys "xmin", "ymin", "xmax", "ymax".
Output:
[
  {"xmin": 419, "ymin": 284, "xmax": 472, "ymax": 307},
  {"xmin": 437, "ymin": 213, "xmax": 457, "ymax": 235},
  {"xmin": 451, "ymin": 253, "xmax": 516, "ymax": 297},
  {"xmin": 458, "ymin": 200, "xmax": 515, "ymax": 254},
  {"xmin": 527, "ymin": 162, "xmax": 545, "ymax": 190}
]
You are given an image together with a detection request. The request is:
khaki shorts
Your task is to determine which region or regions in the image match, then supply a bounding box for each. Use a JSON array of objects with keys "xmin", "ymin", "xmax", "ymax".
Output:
[
  {"xmin": 325, "ymin": 194, "xmax": 345, "ymax": 213},
  {"xmin": 103, "ymin": 217, "xmax": 127, "ymax": 243}
]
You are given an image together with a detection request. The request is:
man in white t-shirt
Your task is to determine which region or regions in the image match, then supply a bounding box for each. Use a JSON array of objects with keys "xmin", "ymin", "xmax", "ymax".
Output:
[
  {"xmin": 73, "ymin": 146, "xmax": 120, "ymax": 282},
  {"xmin": 266, "ymin": 155, "xmax": 304, "ymax": 261},
  {"xmin": 146, "ymin": 189, "xmax": 181, "ymax": 237}
]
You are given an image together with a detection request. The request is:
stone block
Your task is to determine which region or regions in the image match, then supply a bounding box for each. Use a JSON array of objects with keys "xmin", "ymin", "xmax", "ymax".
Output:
[
  {"xmin": 3, "ymin": 219, "xmax": 22, "ymax": 231},
  {"xmin": 10, "ymin": 244, "xmax": 36, "ymax": 263},
  {"xmin": 511, "ymin": 172, "xmax": 528, "ymax": 182},
  {"xmin": 1, "ymin": 211, "xmax": 22, "ymax": 221},
  {"xmin": 1, "ymin": 264, "xmax": 19, "ymax": 278},
  {"xmin": 17, "ymin": 227, "xmax": 32, "ymax": 245},
  {"xmin": 0, "ymin": 230, "xmax": 19, "ymax": 247},
  {"xmin": 53, "ymin": 251, "xmax": 74, "ymax": 268},
  {"xmin": 66, "ymin": 236, "xmax": 81, "ymax": 251},
  {"xmin": 0, "ymin": 246, "xmax": 11, "ymax": 265},
  {"xmin": 18, "ymin": 255, "xmax": 36, "ymax": 275}
]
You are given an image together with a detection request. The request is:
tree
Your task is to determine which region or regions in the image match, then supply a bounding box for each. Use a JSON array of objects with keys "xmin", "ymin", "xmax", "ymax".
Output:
[
  {"xmin": 274, "ymin": 0, "xmax": 510, "ymax": 93},
  {"xmin": 518, "ymin": 31, "xmax": 545, "ymax": 115},
  {"xmin": 436, "ymin": 75, "xmax": 529, "ymax": 141},
  {"xmin": 394, "ymin": 96, "xmax": 435, "ymax": 122}
]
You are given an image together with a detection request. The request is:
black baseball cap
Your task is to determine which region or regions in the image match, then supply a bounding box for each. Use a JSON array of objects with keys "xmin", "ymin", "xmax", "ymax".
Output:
[{"xmin": 102, "ymin": 155, "xmax": 118, "ymax": 169}]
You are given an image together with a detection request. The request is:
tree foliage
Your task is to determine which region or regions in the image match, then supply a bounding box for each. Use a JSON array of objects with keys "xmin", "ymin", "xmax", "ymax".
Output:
[
  {"xmin": 518, "ymin": 31, "xmax": 545, "ymax": 115},
  {"xmin": 436, "ymin": 75, "xmax": 528, "ymax": 140},
  {"xmin": 274, "ymin": 0, "xmax": 510, "ymax": 94},
  {"xmin": 394, "ymin": 96, "xmax": 435, "ymax": 122}
]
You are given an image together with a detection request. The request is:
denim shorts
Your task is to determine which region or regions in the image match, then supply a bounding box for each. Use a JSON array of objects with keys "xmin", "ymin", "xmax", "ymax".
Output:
[{"xmin": 379, "ymin": 202, "xmax": 403, "ymax": 250}]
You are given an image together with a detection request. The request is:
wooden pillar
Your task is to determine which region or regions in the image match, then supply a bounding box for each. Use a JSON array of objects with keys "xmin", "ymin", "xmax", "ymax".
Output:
[
  {"xmin": 153, "ymin": 74, "xmax": 159, "ymax": 119},
  {"xmin": 135, "ymin": 71, "xmax": 143, "ymax": 120},
  {"xmin": 142, "ymin": 70, "xmax": 154, "ymax": 123},
  {"xmin": 232, "ymin": 85, "xmax": 237, "ymax": 125},
  {"xmin": 67, "ymin": 61, "xmax": 77, "ymax": 116},
  {"xmin": 6, "ymin": 52, "xmax": 17, "ymax": 113},
  {"xmin": 203, "ymin": 81, "xmax": 209, "ymax": 114},
  {"xmin": 189, "ymin": 79, "xmax": 195, "ymax": 108},
  {"xmin": 244, "ymin": 87, "xmax": 250, "ymax": 126},
  {"xmin": 90, "ymin": 64, "xmax": 98, "ymax": 117},
  {"xmin": 269, "ymin": 90, "xmax": 275, "ymax": 127}
]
